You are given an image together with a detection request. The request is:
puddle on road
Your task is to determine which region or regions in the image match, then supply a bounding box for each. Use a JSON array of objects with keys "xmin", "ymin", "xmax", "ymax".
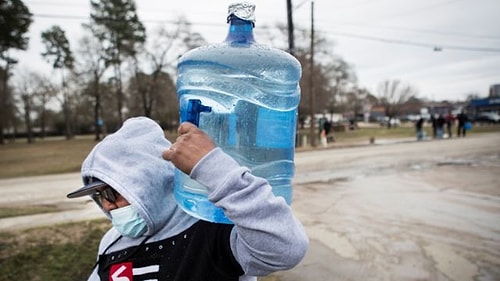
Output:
[
  {"xmin": 437, "ymin": 160, "xmax": 474, "ymax": 166},
  {"xmin": 297, "ymin": 156, "xmax": 491, "ymax": 187},
  {"xmin": 305, "ymin": 177, "xmax": 350, "ymax": 185}
]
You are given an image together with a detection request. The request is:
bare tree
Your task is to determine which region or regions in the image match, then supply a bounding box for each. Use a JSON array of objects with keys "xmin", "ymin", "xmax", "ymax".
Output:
[
  {"xmin": 145, "ymin": 17, "xmax": 206, "ymax": 75},
  {"xmin": 344, "ymin": 87, "xmax": 373, "ymax": 121},
  {"xmin": 270, "ymin": 23, "xmax": 356, "ymax": 146},
  {"xmin": 465, "ymin": 92, "xmax": 481, "ymax": 102},
  {"xmin": 322, "ymin": 58, "xmax": 356, "ymax": 120},
  {"xmin": 131, "ymin": 18, "xmax": 206, "ymax": 119},
  {"xmin": 127, "ymin": 71, "xmax": 176, "ymax": 124},
  {"xmin": 281, "ymin": 24, "xmax": 356, "ymax": 123},
  {"xmin": 32, "ymin": 74, "xmax": 56, "ymax": 138},
  {"xmin": 41, "ymin": 25, "xmax": 75, "ymax": 139},
  {"xmin": 0, "ymin": 67, "xmax": 18, "ymax": 141},
  {"xmin": 15, "ymin": 71, "xmax": 48, "ymax": 143},
  {"xmin": 377, "ymin": 79, "xmax": 418, "ymax": 128},
  {"xmin": 88, "ymin": 0, "xmax": 146, "ymax": 124},
  {"xmin": 75, "ymin": 34, "xmax": 108, "ymax": 140}
]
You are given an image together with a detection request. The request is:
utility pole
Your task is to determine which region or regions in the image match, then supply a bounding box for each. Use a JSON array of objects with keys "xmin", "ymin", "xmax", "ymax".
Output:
[
  {"xmin": 309, "ymin": 1, "xmax": 316, "ymax": 147},
  {"xmin": 286, "ymin": 0, "xmax": 295, "ymax": 55}
]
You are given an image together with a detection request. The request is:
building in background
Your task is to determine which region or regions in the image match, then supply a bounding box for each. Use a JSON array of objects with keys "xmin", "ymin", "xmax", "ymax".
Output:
[
  {"xmin": 468, "ymin": 97, "xmax": 500, "ymax": 114},
  {"xmin": 489, "ymin": 84, "xmax": 500, "ymax": 97}
]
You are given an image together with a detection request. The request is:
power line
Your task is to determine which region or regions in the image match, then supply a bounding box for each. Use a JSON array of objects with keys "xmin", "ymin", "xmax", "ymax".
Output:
[
  {"xmin": 321, "ymin": 29, "xmax": 500, "ymax": 53},
  {"xmin": 34, "ymin": 12, "xmax": 500, "ymax": 41},
  {"xmin": 35, "ymin": 13, "xmax": 88, "ymax": 21},
  {"xmin": 32, "ymin": 13, "xmax": 500, "ymax": 53},
  {"xmin": 311, "ymin": 20, "xmax": 500, "ymax": 41}
]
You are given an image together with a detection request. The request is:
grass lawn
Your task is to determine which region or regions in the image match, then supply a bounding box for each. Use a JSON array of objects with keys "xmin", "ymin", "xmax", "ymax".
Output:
[
  {"xmin": 0, "ymin": 220, "xmax": 110, "ymax": 281},
  {"xmin": 0, "ymin": 130, "xmax": 179, "ymax": 179},
  {"xmin": 0, "ymin": 136, "xmax": 96, "ymax": 179},
  {"xmin": 0, "ymin": 205, "xmax": 61, "ymax": 219},
  {"xmin": 1, "ymin": 124, "xmax": 498, "ymax": 179}
]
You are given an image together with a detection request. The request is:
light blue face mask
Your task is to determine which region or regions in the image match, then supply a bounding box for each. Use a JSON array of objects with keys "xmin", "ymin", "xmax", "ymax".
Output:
[{"xmin": 110, "ymin": 205, "xmax": 148, "ymax": 238}]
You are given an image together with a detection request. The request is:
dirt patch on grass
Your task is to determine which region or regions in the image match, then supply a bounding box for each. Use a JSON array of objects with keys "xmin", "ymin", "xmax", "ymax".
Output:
[{"xmin": 0, "ymin": 204, "xmax": 62, "ymax": 219}]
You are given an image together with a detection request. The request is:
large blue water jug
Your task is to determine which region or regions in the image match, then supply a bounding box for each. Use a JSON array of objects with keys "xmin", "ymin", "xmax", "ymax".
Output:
[{"xmin": 174, "ymin": 2, "xmax": 302, "ymax": 224}]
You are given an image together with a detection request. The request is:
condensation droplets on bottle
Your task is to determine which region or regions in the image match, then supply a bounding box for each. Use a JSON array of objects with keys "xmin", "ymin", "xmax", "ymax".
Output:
[{"xmin": 174, "ymin": 2, "xmax": 302, "ymax": 224}]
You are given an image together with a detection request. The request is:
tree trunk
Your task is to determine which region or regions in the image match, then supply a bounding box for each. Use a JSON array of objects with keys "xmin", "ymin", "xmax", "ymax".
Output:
[
  {"xmin": 94, "ymin": 73, "xmax": 102, "ymax": 141},
  {"xmin": 63, "ymin": 98, "xmax": 73, "ymax": 140},
  {"xmin": 22, "ymin": 95, "xmax": 34, "ymax": 144},
  {"xmin": 40, "ymin": 105, "xmax": 47, "ymax": 139},
  {"xmin": 114, "ymin": 60, "xmax": 124, "ymax": 125},
  {"xmin": 0, "ymin": 63, "xmax": 11, "ymax": 145}
]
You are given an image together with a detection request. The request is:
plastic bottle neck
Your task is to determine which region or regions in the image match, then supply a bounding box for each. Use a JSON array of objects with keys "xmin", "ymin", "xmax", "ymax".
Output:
[{"xmin": 225, "ymin": 16, "xmax": 255, "ymax": 44}]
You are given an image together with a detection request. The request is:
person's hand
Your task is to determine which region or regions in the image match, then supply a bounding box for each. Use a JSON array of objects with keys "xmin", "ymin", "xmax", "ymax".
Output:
[{"xmin": 162, "ymin": 122, "xmax": 216, "ymax": 175}]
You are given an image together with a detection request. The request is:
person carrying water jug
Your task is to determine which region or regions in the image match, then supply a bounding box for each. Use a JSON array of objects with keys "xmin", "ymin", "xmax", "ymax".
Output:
[{"xmin": 66, "ymin": 117, "xmax": 308, "ymax": 281}]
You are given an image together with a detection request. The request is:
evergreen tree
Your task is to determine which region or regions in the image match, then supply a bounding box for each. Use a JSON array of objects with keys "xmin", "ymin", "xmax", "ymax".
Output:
[
  {"xmin": 88, "ymin": 0, "xmax": 146, "ymax": 124},
  {"xmin": 0, "ymin": 0, "xmax": 32, "ymax": 144},
  {"xmin": 41, "ymin": 25, "xmax": 75, "ymax": 139}
]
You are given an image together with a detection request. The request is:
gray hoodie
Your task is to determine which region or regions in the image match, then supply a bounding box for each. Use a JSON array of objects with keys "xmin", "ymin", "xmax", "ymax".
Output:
[{"xmin": 83, "ymin": 117, "xmax": 308, "ymax": 280}]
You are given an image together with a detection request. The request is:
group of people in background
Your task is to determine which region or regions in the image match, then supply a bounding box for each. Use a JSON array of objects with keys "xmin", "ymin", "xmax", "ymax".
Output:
[{"xmin": 416, "ymin": 111, "xmax": 470, "ymax": 141}]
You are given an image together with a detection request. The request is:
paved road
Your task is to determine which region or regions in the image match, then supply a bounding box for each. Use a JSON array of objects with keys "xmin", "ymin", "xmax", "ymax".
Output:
[
  {"xmin": 1, "ymin": 133, "xmax": 499, "ymax": 281},
  {"xmin": 283, "ymin": 133, "xmax": 500, "ymax": 281}
]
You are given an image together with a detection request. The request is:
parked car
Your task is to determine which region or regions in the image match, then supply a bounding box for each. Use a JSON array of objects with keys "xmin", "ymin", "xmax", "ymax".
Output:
[
  {"xmin": 378, "ymin": 116, "xmax": 401, "ymax": 127},
  {"xmin": 473, "ymin": 112, "xmax": 500, "ymax": 124}
]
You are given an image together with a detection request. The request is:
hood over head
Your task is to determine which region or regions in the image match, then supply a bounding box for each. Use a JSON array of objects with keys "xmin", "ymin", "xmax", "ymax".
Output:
[{"xmin": 69, "ymin": 117, "xmax": 197, "ymax": 237}]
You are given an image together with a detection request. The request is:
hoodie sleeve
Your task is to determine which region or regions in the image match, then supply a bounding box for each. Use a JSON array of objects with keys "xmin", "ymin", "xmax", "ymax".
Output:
[{"xmin": 190, "ymin": 148, "xmax": 309, "ymax": 276}]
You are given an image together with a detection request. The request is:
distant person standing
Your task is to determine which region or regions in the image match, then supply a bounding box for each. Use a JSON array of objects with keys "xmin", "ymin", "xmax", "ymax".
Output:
[
  {"xmin": 430, "ymin": 115, "xmax": 437, "ymax": 138},
  {"xmin": 436, "ymin": 114, "xmax": 446, "ymax": 139},
  {"xmin": 457, "ymin": 111, "xmax": 469, "ymax": 137},
  {"xmin": 415, "ymin": 117, "xmax": 425, "ymax": 141},
  {"xmin": 444, "ymin": 112, "xmax": 455, "ymax": 138},
  {"xmin": 323, "ymin": 119, "xmax": 333, "ymax": 143},
  {"xmin": 319, "ymin": 116, "xmax": 332, "ymax": 147}
]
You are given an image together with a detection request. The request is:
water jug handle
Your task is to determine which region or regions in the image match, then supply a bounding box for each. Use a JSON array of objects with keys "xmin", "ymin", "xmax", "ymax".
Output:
[{"xmin": 181, "ymin": 99, "xmax": 212, "ymax": 126}]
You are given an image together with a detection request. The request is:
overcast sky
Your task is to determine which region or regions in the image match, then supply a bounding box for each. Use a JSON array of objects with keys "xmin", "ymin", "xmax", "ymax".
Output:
[{"xmin": 14, "ymin": 0, "xmax": 500, "ymax": 102}]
